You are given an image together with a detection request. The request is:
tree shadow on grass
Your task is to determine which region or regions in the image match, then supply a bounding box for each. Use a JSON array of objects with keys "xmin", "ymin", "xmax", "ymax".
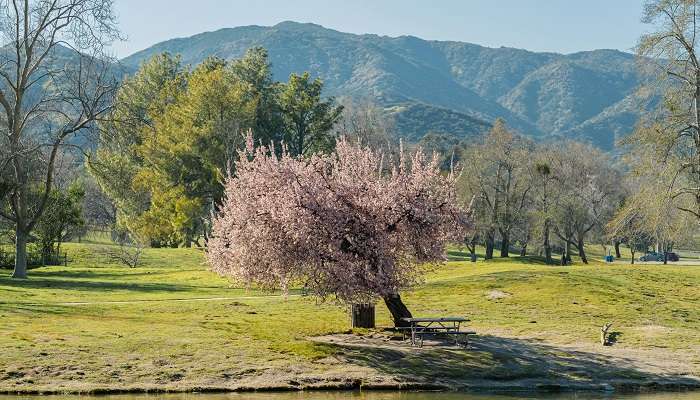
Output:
[
  {"xmin": 0, "ymin": 302, "xmax": 74, "ymax": 316},
  {"xmin": 607, "ymin": 331, "xmax": 622, "ymax": 346},
  {"xmin": 325, "ymin": 335, "xmax": 700, "ymax": 390},
  {"xmin": 446, "ymin": 251, "xmax": 552, "ymax": 266},
  {"xmin": 447, "ymin": 249, "xmax": 484, "ymax": 262},
  {"xmin": 0, "ymin": 274, "xmax": 191, "ymax": 294}
]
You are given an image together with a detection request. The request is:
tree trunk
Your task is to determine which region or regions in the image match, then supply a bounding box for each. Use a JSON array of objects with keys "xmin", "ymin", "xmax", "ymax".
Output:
[
  {"xmin": 350, "ymin": 304, "xmax": 375, "ymax": 328},
  {"xmin": 484, "ymin": 232, "xmax": 494, "ymax": 260},
  {"xmin": 614, "ymin": 240, "xmax": 621, "ymax": 259},
  {"xmin": 565, "ymin": 240, "xmax": 572, "ymax": 265},
  {"xmin": 543, "ymin": 223, "xmax": 552, "ymax": 264},
  {"xmin": 296, "ymin": 125, "xmax": 305, "ymax": 156},
  {"xmin": 578, "ymin": 238, "xmax": 588, "ymax": 264},
  {"xmin": 465, "ymin": 237, "xmax": 477, "ymax": 262},
  {"xmin": 630, "ymin": 249, "xmax": 635, "ymax": 265},
  {"xmin": 383, "ymin": 293, "xmax": 412, "ymax": 328},
  {"xmin": 467, "ymin": 245, "xmax": 477, "ymax": 262},
  {"xmin": 500, "ymin": 231, "xmax": 509, "ymax": 258},
  {"xmin": 12, "ymin": 228, "xmax": 28, "ymax": 279}
]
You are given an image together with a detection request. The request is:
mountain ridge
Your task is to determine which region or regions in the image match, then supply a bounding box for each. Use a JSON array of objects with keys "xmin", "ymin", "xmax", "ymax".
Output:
[{"xmin": 121, "ymin": 21, "xmax": 643, "ymax": 147}]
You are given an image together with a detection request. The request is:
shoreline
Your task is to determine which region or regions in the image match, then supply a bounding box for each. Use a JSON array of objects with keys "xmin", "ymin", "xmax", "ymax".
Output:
[
  {"xmin": 2, "ymin": 332, "xmax": 699, "ymax": 396},
  {"xmin": 1, "ymin": 379, "xmax": 699, "ymax": 396}
]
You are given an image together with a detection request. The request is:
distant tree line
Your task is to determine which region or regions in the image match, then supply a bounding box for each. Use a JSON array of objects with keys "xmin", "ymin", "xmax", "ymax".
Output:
[
  {"xmin": 5, "ymin": 0, "xmax": 700, "ymax": 279},
  {"xmin": 419, "ymin": 117, "xmax": 696, "ymax": 265},
  {"xmin": 417, "ymin": 119, "xmax": 624, "ymax": 265}
]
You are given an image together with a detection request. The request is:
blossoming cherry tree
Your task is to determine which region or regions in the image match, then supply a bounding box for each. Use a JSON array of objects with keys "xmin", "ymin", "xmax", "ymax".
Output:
[{"xmin": 207, "ymin": 134, "xmax": 470, "ymax": 327}]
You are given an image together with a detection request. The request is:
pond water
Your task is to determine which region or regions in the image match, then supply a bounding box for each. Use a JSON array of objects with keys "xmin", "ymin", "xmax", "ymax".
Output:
[{"xmin": 1, "ymin": 391, "xmax": 699, "ymax": 400}]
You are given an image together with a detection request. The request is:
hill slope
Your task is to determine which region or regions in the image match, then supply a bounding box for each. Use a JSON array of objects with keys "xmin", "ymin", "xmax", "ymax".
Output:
[{"xmin": 122, "ymin": 22, "xmax": 644, "ymax": 147}]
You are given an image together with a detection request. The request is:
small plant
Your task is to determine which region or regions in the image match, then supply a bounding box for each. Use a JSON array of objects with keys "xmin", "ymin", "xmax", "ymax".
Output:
[
  {"xmin": 109, "ymin": 242, "xmax": 144, "ymax": 268},
  {"xmin": 104, "ymin": 229, "xmax": 145, "ymax": 268}
]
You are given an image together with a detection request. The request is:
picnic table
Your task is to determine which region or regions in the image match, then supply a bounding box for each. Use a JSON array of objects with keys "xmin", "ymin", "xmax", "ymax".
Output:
[{"xmin": 400, "ymin": 317, "xmax": 475, "ymax": 348}]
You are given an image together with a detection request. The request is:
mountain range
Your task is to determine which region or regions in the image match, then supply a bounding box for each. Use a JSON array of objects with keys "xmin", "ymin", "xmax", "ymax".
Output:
[{"xmin": 121, "ymin": 21, "xmax": 645, "ymax": 148}]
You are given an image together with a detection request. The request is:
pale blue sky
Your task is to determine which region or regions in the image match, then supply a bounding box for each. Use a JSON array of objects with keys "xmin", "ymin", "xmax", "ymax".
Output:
[{"xmin": 110, "ymin": 0, "xmax": 648, "ymax": 58}]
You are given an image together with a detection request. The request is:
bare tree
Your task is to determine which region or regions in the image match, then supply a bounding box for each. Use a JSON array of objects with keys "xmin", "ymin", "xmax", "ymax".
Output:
[
  {"xmin": 607, "ymin": 195, "xmax": 652, "ymax": 264},
  {"xmin": 0, "ymin": 0, "xmax": 120, "ymax": 278},
  {"xmin": 336, "ymin": 97, "xmax": 397, "ymax": 151},
  {"xmin": 551, "ymin": 142, "xmax": 621, "ymax": 264},
  {"xmin": 459, "ymin": 119, "xmax": 532, "ymax": 259},
  {"xmin": 530, "ymin": 149, "xmax": 558, "ymax": 264},
  {"xmin": 103, "ymin": 231, "xmax": 144, "ymax": 268},
  {"xmin": 609, "ymin": 170, "xmax": 695, "ymax": 265},
  {"xmin": 632, "ymin": 0, "xmax": 700, "ymax": 219},
  {"xmin": 81, "ymin": 172, "xmax": 115, "ymax": 232}
]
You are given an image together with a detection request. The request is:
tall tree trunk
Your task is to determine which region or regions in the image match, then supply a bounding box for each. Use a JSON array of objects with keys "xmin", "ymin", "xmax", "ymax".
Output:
[
  {"xmin": 500, "ymin": 230, "xmax": 509, "ymax": 258},
  {"xmin": 12, "ymin": 228, "xmax": 28, "ymax": 279},
  {"xmin": 383, "ymin": 293, "xmax": 412, "ymax": 328},
  {"xmin": 630, "ymin": 249, "xmax": 635, "ymax": 265},
  {"xmin": 484, "ymin": 231, "xmax": 495, "ymax": 260},
  {"xmin": 465, "ymin": 236, "xmax": 477, "ymax": 262},
  {"xmin": 296, "ymin": 124, "xmax": 305, "ymax": 156},
  {"xmin": 614, "ymin": 240, "xmax": 621, "ymax": 259},
  {"xmin": 519, "ymin": 230, "xmax": 530, "ymax": 257},
  {"xmin": 578, "ymin": 238, "xmax": 588, "ymax": 264},
  {"xmin": 564, "ymin": 240, "xmax": 572, "ymax": 265},
  {"xmin": 467, "ymin": 243, "xmax": 477, "ymax": 262},
  {"xmin": 543, "ymin": 221, "xmax": 552, "ymax": 264}
]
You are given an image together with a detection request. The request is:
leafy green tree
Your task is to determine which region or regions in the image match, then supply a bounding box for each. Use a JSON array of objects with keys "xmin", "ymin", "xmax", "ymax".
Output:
[
  {"xmin": 137, "ymin": 58, "xmax": 257, "ymax": 246},
  {"xmin": 230, "ymin": 47, "xmax": 285, "ymax": 145},
  {"xmin": 93, "ymin": 54, "xmax": 259, "ymax": 247},
  {"xmin": 34, "ymin": 183, "xmax": 85, "ymax": 260},
  {"xmin": 90, "ymin": 53, "xmax": 187, "ymax": 246},
  {"xmin": 280, "ymin": 72, "xmax": 344, "ymax": 156},
  {"xmin": 94, "ymin": 49, "xmax": 344, "ymax": 246}
]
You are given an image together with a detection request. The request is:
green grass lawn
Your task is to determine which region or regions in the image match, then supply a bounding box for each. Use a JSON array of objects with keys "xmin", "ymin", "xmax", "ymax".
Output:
[{"xmin": 0, "ymin": 242, "xmax": 699, "ymax": 393}]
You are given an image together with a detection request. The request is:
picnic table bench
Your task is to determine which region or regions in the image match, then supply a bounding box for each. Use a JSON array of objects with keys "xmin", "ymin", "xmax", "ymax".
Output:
[{"xmin": 400, "ymin": 317, "xmax": 476, "ymax": 348}]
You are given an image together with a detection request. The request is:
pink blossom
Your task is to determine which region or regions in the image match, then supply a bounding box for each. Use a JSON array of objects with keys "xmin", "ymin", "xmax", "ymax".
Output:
[{"xmin": 207, "ymin": 133, "xmax": 471, "ymax": 304}]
